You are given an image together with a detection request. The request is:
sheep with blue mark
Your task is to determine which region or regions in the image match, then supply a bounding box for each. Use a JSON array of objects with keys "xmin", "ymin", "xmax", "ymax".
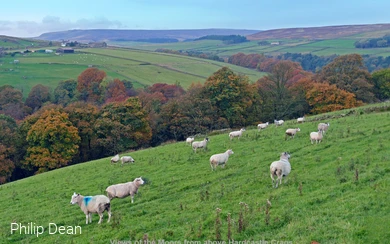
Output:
[
  {"xmin": 106, "ymin": 177, "xmax": 144, "ymax": 203},
  {"xmin": 70, "ymin": 193, "xmax": 111, "ymax": 224}
]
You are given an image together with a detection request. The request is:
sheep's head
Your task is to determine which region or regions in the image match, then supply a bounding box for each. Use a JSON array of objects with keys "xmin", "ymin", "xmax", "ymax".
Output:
[
  {"xmin": 134, "ymin": 177, "xmax": 144, "ymax": 185},
  {"xmin": 70, "ymin": 192, "xmax": 80, "ymax": 204},
  {"xmin": 281, "ymin": 152, "xmax": 291, "ymax": 159},
  {"xmin": 227, "ymin": 149, "xmax": 234, "ymax": 155}
]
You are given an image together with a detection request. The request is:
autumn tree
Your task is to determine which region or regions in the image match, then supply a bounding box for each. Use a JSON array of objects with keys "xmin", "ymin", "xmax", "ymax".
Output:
[
  {"xmin": 104, "ymin": 79, "xmax": 128, "ymax": 103},
  {"xmin": 256, "ymin": 60, "xmax": 306, "ymax": 120},
  {"xmin": 371, "ymin": 68, "xmax": 390, "ymax": 101},
  {"xmin": 316, "ymin": 54, "xmax": 375, "ymax": 103},
  {"xmin": 306, "ymin": 83, "xmax": 363, "ymax": 114},
  {"xmin": 203, "ymin": 67, "xmax": 256, "ymax": 127},
  {"xmin": 25, "ymin": 84, "xmax": 52, "ymax": 112},
  {"xmin": 0, "ymin": 85, "xmax": 31, "ymax": 120},
  {"xmin": 53, "ymin": 79, "xmax": 78, "ymax": 105},
  {"xmin": 64, "ymin": 102, "xmax": 99, "ymax": 162},
  {"xmin": 93, "ymin": 97, "xmax": 152, "ymax": 156},
  {"xmin": 77, "ymin": 68, "xmax": 106, "ymax": 104},
  {"xmin": 24, "ymin": 109, "xmax": 80, "ymax": 173},
  {"xmin": 0, "ymin": 114, "xmax": 19, "ymax": 183}
]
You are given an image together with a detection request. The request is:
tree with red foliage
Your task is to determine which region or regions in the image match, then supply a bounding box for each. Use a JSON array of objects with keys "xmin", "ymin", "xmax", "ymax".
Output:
[
  {"xmin": 105, "ymin": 79, "xmax": 128, "ymax": 103},
  {"xmin": 0, "ymin": 114, "xmax": 19, "ymax": 183}
]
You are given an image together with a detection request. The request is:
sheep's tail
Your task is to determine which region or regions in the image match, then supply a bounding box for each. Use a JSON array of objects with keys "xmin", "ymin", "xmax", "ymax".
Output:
[
  {"xmin": 271, "ymin": 167, "xmax": 281, "ymax": 177},
  {"xmin": 98, "ymin": 202, "xmax": 111, "ymax": 213}
]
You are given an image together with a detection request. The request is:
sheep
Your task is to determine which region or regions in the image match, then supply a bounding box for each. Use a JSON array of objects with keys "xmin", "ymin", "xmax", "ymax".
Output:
[
  {"xmin": 209, "ymin": 149, "xmax": 234, "ymax": 171},
  {"xmin": 310, "ymin": 130, "xmax": 323, "ymax": 144},
  {"xmin": 274, "ymin": 119, "xmax": 284, "ymax": 126},
  {"xmin": 270, "ymin": 152, "xmax": 291, "ymax": 188},
  {"xmin": 186, "ymin": 136, "xmax": 195, "ymax": 146},
  {"xmin": 285, "ymin": 128, "xmax": 300, "ymax": 140},
  {"xmin": 192, "ymin": 138, "xmax": 209, "ymax": 152},
  {"xmin": 110, "ymin": 154, "xmax": 120, "ymax": 164},
  {"xmin": 120, "ymin": 156, "xmax": 135, "ymax": 166},
  {"xmin": 318, "ymin": 122, "xmax": 330, "ymax": 134},
  {"xmin": 106, "ymin": 177, "xmax": 144, "ymax": 203},
  {"xmin": 297, "ymin": 116, "xmax": 305, "ymax": 123},
  {"xmin": 229, "ymin": 128, "xmax": 246, "ymax": 140},
  {"xmin": 257, "ymin": 122, "xmax": 269, "ymax": 131},
  {"xmin": 70, "ymin": 193, "xmax": 111, "ymax": 224}
]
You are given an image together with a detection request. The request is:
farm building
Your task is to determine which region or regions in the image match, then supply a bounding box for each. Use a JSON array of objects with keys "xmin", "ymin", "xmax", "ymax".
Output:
[{"xmin": 56, "ymin": 48, "xmax": 74, "ymax": 54}]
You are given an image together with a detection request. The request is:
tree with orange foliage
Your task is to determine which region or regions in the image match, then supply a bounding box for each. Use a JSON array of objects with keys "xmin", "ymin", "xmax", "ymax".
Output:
[
  {"xmin": 306, "ymin": 83, "xmax": 362, "ymax": 114},
  {"xmin": 24, "ymin": 109, "xmax": 81, "ymax": 173},
  {"xmin": 77, "ymin": 68, "xmax": 106, "ymax": 104}
]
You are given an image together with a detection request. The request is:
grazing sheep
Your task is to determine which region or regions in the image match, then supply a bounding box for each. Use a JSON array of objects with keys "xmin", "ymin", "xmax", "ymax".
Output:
[
  {"xmin": 270, "ymin": 152, "xmax": 291, "ymax": 188},
  {"xmin": 70, "ymin": 193, "xmax": 111, "ymax": 224},
  {"xmin": 229, "ymin": 128, "xmax": 246, "ymax": 140},
  {"xmin": 257, "ymin": 122, "xmax": 269, "ymax": 131},
  {"xmin": 106, "ymin": 177, "xmax": 144, "ymax": 203},
  {"xmin": 192, "ymin": 138, "xmax": 209, "ymax": 152},
  {"xmin": 274, "ymin": 120, "xmax": 284, "ymax": 126},
  {"xmin": 120, "ymin": 156, "xmax": 135, "ymax": 166},
  {"xmin": 297, "ymin": 117, "xmax": 305, "ymax": 123},
  {"xmin": 210, "ymin": 149, "xmax": 234, "ymax": 171},
  {"xmin": 110, "ymin": 154, "xmax": 120, "ymax": 164},
  {"xmin": 285, "ymin": 128, "xmax": 300, "ymax": 140},
  {"xmin": 318, "ymin": 122, "xmax": 330, "ymax": 134},
  {"xmin": 186, "ymin": 136, "xmax": 195, "ymax": 146},
  {"xmin": 310, "ymin": 130, "xmax": 323, "ymax": 144}
]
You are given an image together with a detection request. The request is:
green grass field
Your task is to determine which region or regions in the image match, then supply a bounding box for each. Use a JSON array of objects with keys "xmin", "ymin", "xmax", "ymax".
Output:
[
  {"xmin": 0, "ymin": 48, "xmax": 266, "ymax": 98},
  {"xmin": 1, "ymin": 103, "xmax": 390, "ymax": 243},
  {"xmin": 117, "ymin": 37, "xmax": 390, "ymax": 58}
]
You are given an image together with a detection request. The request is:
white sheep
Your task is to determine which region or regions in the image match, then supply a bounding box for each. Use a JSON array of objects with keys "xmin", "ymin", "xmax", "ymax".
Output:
[
  {"xmin": 310, "ymin": 130, "xmax": 323, "ymax": 144},
  {"xmin": 285, "ymin": 128, "xmax": 300, "ymax": 140},
  {"xmin": 186, "ymin": 136, "xmax": 195, "ymax": 146},
  {"xmin": 229, "ymin": 128, "xmax": 246, "ymax": 140},
  {"xmin": 257, "ymin": 122, "xmax": 269, "ymax": 131},
  {"xmin": 318, "ymin": 122, "xmax": 330, "ymax": 134},
  {"xmin": 209, "ymin": 149, "xmax": 234, "ymax": 171},
  {"xmin": 110, "ymin": 154, "xmax": 120, "ymax": 164},
  {"xmin": 120, "ymin": 156, "xmax": 135, "ymax": 166},
  {"xmin": 106, "ymin": 177, "xmax": 144, "ymax": 203},
  {"xmin": 297, "ymin": 117, "xmax": 305, "ymax": 123},
  {"xmin": 270, "ymin": 152, "xmax": 291, "ymax": 188},
  {"xmin": 70, "ymin": 193, "xmax": 111, "ymax": 224},
  {"xmin": 274, "ymin": 119, "xmax": 284, "ymax": 126},
  {"xmin": 192, "ymin": 138, "xmax": 209, "ymax": 152}
]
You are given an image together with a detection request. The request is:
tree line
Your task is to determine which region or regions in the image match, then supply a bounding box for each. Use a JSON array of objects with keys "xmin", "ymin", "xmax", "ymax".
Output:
[{"xmin": 1, "ymin": 55, "xmax": 390, "ymax": 184}]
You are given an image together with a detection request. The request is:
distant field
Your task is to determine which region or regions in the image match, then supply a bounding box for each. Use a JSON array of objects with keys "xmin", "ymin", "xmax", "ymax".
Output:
[
  {"xmin": 0, "ymin": 48, "xmax": 266, "ymax": 97},
  {"xmin": 117, "ymin": 38, "xmax": 390, "ymax": 58}
]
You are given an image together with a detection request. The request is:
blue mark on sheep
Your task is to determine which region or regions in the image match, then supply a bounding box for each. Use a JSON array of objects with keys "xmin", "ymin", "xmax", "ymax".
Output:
[{"xmin": 84, "ymin": 196, "xmax": 92, "ymax": 206}]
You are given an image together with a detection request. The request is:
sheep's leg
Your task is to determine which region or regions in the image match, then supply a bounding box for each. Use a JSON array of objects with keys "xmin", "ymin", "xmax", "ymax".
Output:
[
  {"xmin": 131, "ymin": 195, "xmax": 134, "ymax": 203},
  {"xmin": 89, "ymin": 213, "xmax": 92, "ymax": 223},
  {"xmin": 107, "ymin": 209, "xmax": 111, "ymax": 223},
  {"xmin": 85, "ymin": 214, "xmax": 89, "ymax": 225},
  {"xmin": 98, "ymin": 213, "xmax": 103, "ymax": 224}
]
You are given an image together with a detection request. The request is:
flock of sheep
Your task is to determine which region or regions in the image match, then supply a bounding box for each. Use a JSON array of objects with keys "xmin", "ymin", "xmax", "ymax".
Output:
[
  {"xmin": 70, "ymin": 153, "xmax": 143, "ymax": 224},
  {"xmin": 71, "ymin": 116, "xmax": 330, "ymax": 224}
]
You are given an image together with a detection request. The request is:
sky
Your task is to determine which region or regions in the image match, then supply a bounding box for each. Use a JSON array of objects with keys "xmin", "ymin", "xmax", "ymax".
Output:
[{"xmin": 1, "ymin": 0, "xmax": 390, "ymax": 37}]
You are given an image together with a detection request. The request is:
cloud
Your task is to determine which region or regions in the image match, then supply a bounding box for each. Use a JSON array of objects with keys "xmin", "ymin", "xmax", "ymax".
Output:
[{"xmin": 0, "ymin": 16, "xmax": 125, "ymax": 37}]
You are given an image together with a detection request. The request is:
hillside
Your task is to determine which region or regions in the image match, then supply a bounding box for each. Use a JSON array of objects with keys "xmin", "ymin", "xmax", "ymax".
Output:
[
  {"xmin": 36, "ymin": 29, "xmax": 260, "ymax": 42},
  {"xmin": 247, "ymin": 23, "xmax": 390, "ymax": 40},
  {"xmin": 1, "ymin": 103, "xmax": 389, "ymax": 243},
  {"xmin": 0, "ymin": 35, "xmax": 53, "ymax": 49}
]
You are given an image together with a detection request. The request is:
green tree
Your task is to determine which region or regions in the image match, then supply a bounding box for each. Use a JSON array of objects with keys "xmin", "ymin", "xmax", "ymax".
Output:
[
  {"xmin": 316, "ymin": 54, "xmax": 375, "ymax": 103},
  {"xmin": 53, "ymin": 79, "xmax": 78, "ymax": 105},
  {"xmin": 94, "ymin": 97, "xmax": 152, "ymax": 156},
  {"xmin": 203, "ymin": 67, "xmax": 255, "ymax": 127},
  {"xmin": 371, "ymin": 68, "xmax": 390, "ymax": 101},
  {"xmin": 64, "ymin": 102, "xmax": 99, "ymax": 162},
  {"xmin": 0, "ymin": 114, "xmax": 19, "ymax": 183},
  {"xmin": 24, "ymin": 109, "xmax": 80, "ymax": 173}
]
